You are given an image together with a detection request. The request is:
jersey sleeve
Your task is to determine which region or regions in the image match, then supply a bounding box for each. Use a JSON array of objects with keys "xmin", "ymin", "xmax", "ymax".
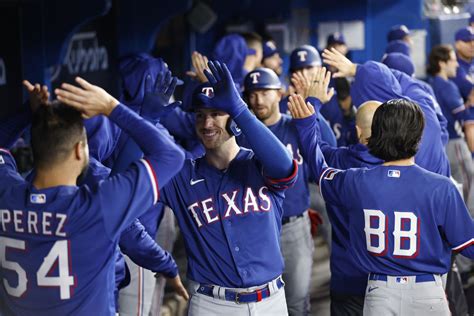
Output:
[
  {"xmin": 119, "ymin": 219, "xmax": 178, "ymax": 278},
  {"xmin": 0, "ymin": 148, "xmax": 24, "ymax": 187},
  {"xmin": 442, "ymin": 82, "xmax": 468, "ymax": 122},
  {"xmin": 319, "ymin": 167, "xmax": 350, "ymax": 207},
  {"xmin": 439, "ymin": 184, "xmax": 474, "ymax": 259},
  {"xmin": 92, "ymin": 158, "xmax": 159, "ymax": 241},
  {"xmin": 263, "ymin": 159, "xmax": 298, "ymax": 191}
]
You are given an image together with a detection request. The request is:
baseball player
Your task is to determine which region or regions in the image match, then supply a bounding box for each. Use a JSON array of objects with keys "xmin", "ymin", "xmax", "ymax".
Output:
[
  {"xmin": 158, "ymin": 61, "xmax": 298, "ymax": 315},
  {"xmin": 323, "ymin": 47, "xmax": 451, "ymax": 177},
  {"xmin": 289, "ymin": 94, "xmax": 474, "ymax": 315},
  {"xmin": 427, "ymin": 45, "xmax": 474, "ymax": 210},
  {"xmin": 262, "ymin": 40, "xmax": 283, "ymax": 76},
  {"xmin": 385, "ymin": 40, "xmax": 411, "ymax": 57},
  {"xmin": 452, "ymin": 27, "xmax": 474, "ymax": 102},
  {"xmin": 0, "ymin": 77, "xmax": 185, "ymax": 315},
  {"xmin": 241, "ymin": 67, "xmax": 316, "ymax": 316},
  {"xmin": 387, "ymin": 24, "xmax": 412, "ymax": 46},
  {"xmin": 326, "ymin": 33, "xmax": 348, "ymax": 57}
]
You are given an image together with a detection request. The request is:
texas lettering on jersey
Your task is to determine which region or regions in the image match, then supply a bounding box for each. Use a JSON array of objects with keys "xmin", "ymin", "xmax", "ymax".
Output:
[{"xmin": 187, "ymin": 186, "xmax": 272, "ymax": 227}]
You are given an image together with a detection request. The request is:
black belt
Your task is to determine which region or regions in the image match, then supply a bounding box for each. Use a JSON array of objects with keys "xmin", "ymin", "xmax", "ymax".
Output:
[{"xmin": 282, "ymin": 213, "xmax": 304, "ymax": 225}]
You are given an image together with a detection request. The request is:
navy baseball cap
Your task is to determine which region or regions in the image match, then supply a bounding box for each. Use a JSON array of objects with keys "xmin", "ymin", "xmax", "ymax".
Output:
[
  {"xmin": 327, "ymin": 32, "xmax": 346, "ymax": 46},
  {"xmin": 191, "ymin": 82, "xmax": 215, "ymax": 110},
  {"xmin": 244, "ymin": 67, "xmax": 282, "ymax": 92},
  {"xmin": 385, "ymin": 40, "xmax": 411, "ymax": 56},
  {"xmin": 387, "ymin": 25, "xmax": 410, "ymax": 42},
  {"xmin": 455, "ymin": 27, "xmax": 474, "ymax": 42},
  {"xmin": 262, "ymin": 41, "xmax": 278, "ymax": 59},
  {"xmin": 382, "ymin": 52, "xmax": 415, "ymax": 77},
  {"xmin": 289, "ymin": 45, "xmax": 322, "ymax": 71}
]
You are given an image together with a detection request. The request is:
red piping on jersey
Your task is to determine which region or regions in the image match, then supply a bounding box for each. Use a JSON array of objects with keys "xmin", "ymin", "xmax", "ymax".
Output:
[
  {"xmin": 266, "ymin": 159, "xmax": 298, "ymax": 184},
  {"xmin": 143, "ymin": 159, "xmax": 160, "ymax": 202},
  {"xmin": 453, "ymin": 238, "xmax": 474, "ymax": 252}
]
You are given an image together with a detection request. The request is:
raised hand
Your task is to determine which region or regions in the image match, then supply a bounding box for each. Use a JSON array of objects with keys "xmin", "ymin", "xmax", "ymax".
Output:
[
  {"xmin": 55, "ymin": 77, "xmax": 119, "ymax": 118},
  {"xmin": 288, "ymin": 94, "xmax": 315, "ymax": 119},
  {"xmin": 322, "ymin": 47, "xmax": 357, "ymax": 78},
  {"xmin": 290, "ymin": 72, "xmax": 311, "ymax": 99},
  {"xmin": 22, "ymin": 80, "xmax": 50, "ymax": 112},
  {"xmin": 189, "ymin": 51, "xmax": 209, "ymax": 83},
  {"xmin": 307, "ymin": 67, "xmax": 335, "ymax": 104},
  {"xmin": 199, "ymin": 60, "xmax": 247, "ymax": 117},
  {"xmin": 142, "ymin": 70, "xmax": 181, "ymax": 120}
]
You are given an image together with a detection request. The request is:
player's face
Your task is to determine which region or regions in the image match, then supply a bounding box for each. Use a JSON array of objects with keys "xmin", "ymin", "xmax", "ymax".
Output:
[
  {"xmin": 333, "ymin": 43, "xmax": 348, "ymax": 56},
  {"xmin": 195, "ymin": 108, "xmax": 233, "ymax": 150},
  {"xmin": 262, "ymin": 53, "xmax": 283, "ymax": 76},
  {"xmin": 296, "ymin": 65, "xmax": 319, "ymax": 79},
  {"xmin": 446, "ymin": 51, "xmax": 459, "ymax": 78},
  {"xmin": 247, "ymin": 89, "xmax": 281, "ymax": 121},
  {"xmin": 455, "ymin": 40, "xmax": 474, "ymax": 60}
]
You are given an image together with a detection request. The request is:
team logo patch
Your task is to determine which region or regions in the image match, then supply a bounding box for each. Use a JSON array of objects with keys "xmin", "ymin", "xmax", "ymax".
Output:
[
  {"xmin": 388, "ymin": 170, "xmax": 400, "ymax": 178},
  {"xmin": 324, "ymin": 169, "xmax": 341, "ymax": 181},
  {"xmin": 0, "ymin": 155, "xmax": 4, "ymax": 164},
  {"xmin": 30, "ymin": 194, "xmax": 46, "ymax": 204}
]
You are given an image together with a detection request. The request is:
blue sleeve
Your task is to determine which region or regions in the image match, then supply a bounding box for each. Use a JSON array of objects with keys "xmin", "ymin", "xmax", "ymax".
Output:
[
  {"xmin": 441, "ymin": 185, "xmax": 474, "ymax": 259},
  {"xmin": 0, "ymin": 102, "xmax": 32, "ymax": 148},
  {"xmin": 0, "ymin": 149, "xmax": 23, "ymax": 187},
  {"xmin": 441, "ymin": 83, "xmax": 468, "ymax": 122},
  {"xmin": 119, "ymin": 219, "xmax": 178, "ymax": 278},
  {"xmin": 452, "ymin": 68, "xmax": 473, "ymax": 101},
  {"xmin": 233, "ymin": 108, "xmax": 296, "ymax": 180},
  {"xmin": 306, "ymin": 97, "xmax": 337, "ymax": 147},
  {"xmin": 108, "ymin": 104, "xmax": 185, "ymax": 185},
  {"xmin": 160, "ymin": 107, "xmax": 197, "ymax": 141}
]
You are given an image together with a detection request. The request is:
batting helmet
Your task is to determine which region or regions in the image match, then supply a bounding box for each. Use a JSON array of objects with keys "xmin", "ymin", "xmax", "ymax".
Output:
[
  {"xmin": 289, "ymin": 45, "xmax": 322, "ymax": 72},
  {"xmin": 244, "ymin": 67, "xmax": 282, "ymax": 92},
  {"xmin": 382, "ymin": 52, "xmax": 415, "ymax": 77},
  {"xmin": 191, "ymin": 82, "xmax": 241, "ymax": 136}
]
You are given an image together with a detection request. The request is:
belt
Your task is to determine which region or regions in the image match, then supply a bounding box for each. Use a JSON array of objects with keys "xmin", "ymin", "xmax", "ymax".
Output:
[
  {"xmin": 369, "ymin": 273, "xmax": 436, "ymax": 283},
  {"xmin": 197, "ymin": 276, "xmax": 285, "ymax": 304},
  {"xmin": 282, "ymin": 213, "xmax": 304, "ymax": 225}
]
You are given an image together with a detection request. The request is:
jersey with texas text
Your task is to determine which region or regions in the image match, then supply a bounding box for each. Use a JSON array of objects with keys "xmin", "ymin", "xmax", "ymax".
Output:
[{"xmin": 160, "ymin": 148, "xmax": 297, "ymax": 288}]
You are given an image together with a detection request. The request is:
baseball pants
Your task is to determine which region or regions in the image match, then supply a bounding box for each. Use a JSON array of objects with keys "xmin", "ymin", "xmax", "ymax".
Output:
[
  {"xmin": 187, "ymin": 278, "xmax": 288, "ymax": 316},
  {"xmin": 363, "ymin": 274, "xmax": 450, "ymax": 316},
  {"xmin": 280, "ymin": 211, "xmax": 314, "ymax": 316}
]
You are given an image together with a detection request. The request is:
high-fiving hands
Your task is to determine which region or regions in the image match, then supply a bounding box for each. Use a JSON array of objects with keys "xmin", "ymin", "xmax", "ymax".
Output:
[
  {"xmin": 288, "ymin": 94, "xmax": 315, "ymax": 119},
  {"xmin": 322, "ymin": 47, "xmax": 357, "ymax": 78}
]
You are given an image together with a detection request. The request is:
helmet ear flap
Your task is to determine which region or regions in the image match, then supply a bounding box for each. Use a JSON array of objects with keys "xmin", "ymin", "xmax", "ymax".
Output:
[{"xmin": 226, "ymin": 118, "xmax": 241, "ymax": 136}]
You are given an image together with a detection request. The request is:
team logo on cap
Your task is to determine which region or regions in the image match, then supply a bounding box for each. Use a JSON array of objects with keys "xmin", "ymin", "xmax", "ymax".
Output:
[
  {"xmin": 297, "ymin": 51, "xmax": 308, "ymax": 62},
  {"xmin": 266, "ymin": 41, "xmax": 276, "ymax": 50},
  {"xmin": 30, "ymin": 194, "xmax": 46, "ymax": 204},
  {"xmin": 201, "ymin": 87, "xmax": 214, "ymax": 97},
  {"xmin": 250, "ymin": 72, "xmax": 261, "ymax": 84},
  {"xmin": 0, "ymin": 155, "xmax": 4, "ymax": 165}
]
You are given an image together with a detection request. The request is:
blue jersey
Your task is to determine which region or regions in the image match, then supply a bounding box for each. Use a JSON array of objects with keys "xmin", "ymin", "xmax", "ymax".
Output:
[
  {"xmin": 320, "ymin": 96, "xmax": 357, "ymax": 147},
  {"xmin": 160, "ymin": 149, "xmax": 297, "ymax": 288},
  {"xmin": 320, "ymin": 164, "xmax": 474, "ymax": 275},
  {"xmin": 0, "ymin": 149, "xmax": 159, "ymax": 315},
  {"xmin": 430, "ymin": 75, "xmax": 469, "ymax": 140},
  {"xmin": 452, "ymin": 55, "xmax": 474, "ymax": 102},
  {"xmin": 294, "ymin": 114, "xmax": 382, "ymax": 295},
  {"xmin": 238, "ymin": 114, "xmax": 310, "ymax": 218}
]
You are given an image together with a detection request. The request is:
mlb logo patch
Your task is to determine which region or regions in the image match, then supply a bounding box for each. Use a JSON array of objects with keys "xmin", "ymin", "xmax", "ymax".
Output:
[
  {"xmin": 0, "ymin": 155, "xmax": 4, "ymax": 164},
  {"xmin": 30, "ymin": 194, "xmax": 46, "ymax": 204},
  {"xmin": 388, "ymin": 170, "xmax": 400, "ymax": 178},
  {"xmin": 396, "ymin": 277, "xmax": 408, "ymax": 284}
]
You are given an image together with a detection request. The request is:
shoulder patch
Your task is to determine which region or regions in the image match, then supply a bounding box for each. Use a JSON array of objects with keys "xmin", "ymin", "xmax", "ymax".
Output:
[{"xmin": 388, "ymin": 170, "xmax": 400, "ymax": 178}]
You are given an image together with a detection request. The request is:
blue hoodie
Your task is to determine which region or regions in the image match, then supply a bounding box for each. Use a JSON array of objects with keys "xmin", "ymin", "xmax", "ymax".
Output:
[{"xmin": 351, "ymin": 61, "xmax": 450, "ymax": 177}]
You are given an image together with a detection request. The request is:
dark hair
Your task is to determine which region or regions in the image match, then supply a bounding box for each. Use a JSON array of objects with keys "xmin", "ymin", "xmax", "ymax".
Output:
[
  {"xmin": 241, "ymin": 32, "xmax": 263, "ymax": 48},
  {"xmin": 427, "ymin": 44, "xmax": 453, "ymax": 76},
  {"xmin": 368, "ymin": 99, "xmax": 424, "ymax": 162},
  {"xmin": 31, "ymin": 101, "xmax": 85, "ymax": 169}
]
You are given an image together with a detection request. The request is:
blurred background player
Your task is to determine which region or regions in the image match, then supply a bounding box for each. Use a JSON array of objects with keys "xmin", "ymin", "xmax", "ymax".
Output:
[
  {"xmin": 262, "ymin": 39, "xmax": 284, "ymax": 77},
  {"xmin": 387, "ymin": 24, "xmax": 413, "ymax": 46},
  {"xmin": 452, "ymin": 27, "xmax": 474, "ymax": 103}
]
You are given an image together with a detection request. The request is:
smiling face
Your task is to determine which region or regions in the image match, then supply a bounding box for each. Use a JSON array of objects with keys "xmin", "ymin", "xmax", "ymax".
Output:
[
  {"xmin": 247, "ymin": 89, "xmax": 281, "ymax": 122},
  {"xmin": 195, "ymin": 108, "xmax": 233, "ymax": 150}
]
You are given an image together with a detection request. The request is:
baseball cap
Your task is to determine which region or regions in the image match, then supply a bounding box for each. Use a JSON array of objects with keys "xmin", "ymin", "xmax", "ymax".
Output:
[
  {"xmin": 387, "ymin": 25, "xmax": 410, "ymax": 42},
  {"xmin": 327, "ymin": 32, "xmax": 346, "ymax": 46},
  {"xmin": 262, "ymin": 41, "xmax": 278, "ymax": 59},
  {"xmin": 455, "ymin": 27, "xmax": 474, "ymax": 42},
  {"xmin": 381, "ymin": 52, "xmax": 415, "ymax": 77},
  {"xmin": 289, "ymin": 45, "xmax": 322, "ymax": 71},
  {"xmin": 244, "ymin": 67, "xmax": 282, "ymax": 92},
  {"xmin": 385, "ymin": 40, "xmax": 411, "ymax": 56},
  {"xmin": 191, "ymin": 82, "xmax": 215, "ymax": 110}
]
